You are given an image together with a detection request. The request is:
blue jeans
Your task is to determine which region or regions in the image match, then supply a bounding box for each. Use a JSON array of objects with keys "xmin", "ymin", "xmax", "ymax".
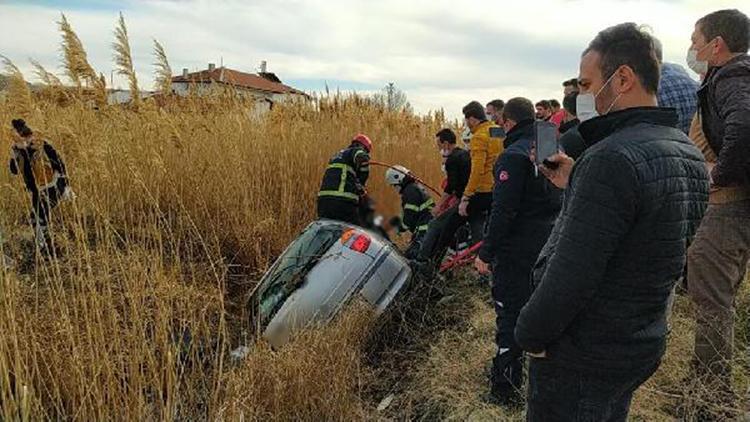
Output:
[{"xmin": 526, "ymin": 358, "xmax": 660, "ymax": 421}]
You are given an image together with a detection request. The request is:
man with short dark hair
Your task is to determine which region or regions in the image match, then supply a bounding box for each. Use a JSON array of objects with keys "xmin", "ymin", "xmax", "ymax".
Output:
[
  {"xmin": 559, "ymin": 92, "xmax": 579, "ymax": 134},
  {"xmin": 558, "ymin": 91, "xmax": 588, "ymax": 161},
  {"xmin": 563, "ymin": 78, "xmax": 579, "ymax": 96},
  {"xmin": 475, "ymin": 97, "xmax": 561, "ymax": 407},
  {"xmin": 516, "ymin": 23, "xmax": 709, "ymax": 420},
  {"xmin": 685, "ymin": 8, "xmax": 750, "ymax": 413},
  {"xmin": 534, "ymin": 100, "xmax": 552, "ymax": 121},
  {"xmin": 653, "ymin": 37, "xmax": 699, "ymax": 134},
  {"xmin": 486, "ymin": 99, "xmax": 505, "ymax": 126},
  {"xmin": 434, "ymin": 128, "xmax": 471, "ymax": 214},
  {"xmin": 414, "ymin": 102, "xmax": 503, "ymax": 273}
]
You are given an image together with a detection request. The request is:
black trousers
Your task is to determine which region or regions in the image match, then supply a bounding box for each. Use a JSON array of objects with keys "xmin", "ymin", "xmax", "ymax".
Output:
[
  {"xmin": 417, "ymin": 192, "xmax": 491, "ymax": 262},
  {"xmin": 491, "ymin": 256, "xmax": 533, "ymax": 397},
  {"xmin": 30, "ymin": 179, "xmax": 66, "ymax": 251},
  {"xmin": 317, "ymin": 197, "xmax": 361, "ymax": 226},
  {"xmin": 31, "ymin": 179, "xmax": 66, "ymax": 228},
  {"xmin": 526, "ymin": 358, "xmax": 660, "ymax": 422},
  {"xmin": 404, "ymin": 230, "xmax": 426, "ymax": 260}
]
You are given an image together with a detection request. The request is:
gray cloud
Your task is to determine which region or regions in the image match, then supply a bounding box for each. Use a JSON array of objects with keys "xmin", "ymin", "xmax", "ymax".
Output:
[{"xmin": 0, "ymin": 0, "xmax": 745, "ymax": 117}]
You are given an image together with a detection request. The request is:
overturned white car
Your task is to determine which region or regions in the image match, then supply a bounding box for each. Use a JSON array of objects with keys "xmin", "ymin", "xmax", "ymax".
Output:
[{"xmin": 248, "ymin": 219, "xmax": 412, "ymax": 348}]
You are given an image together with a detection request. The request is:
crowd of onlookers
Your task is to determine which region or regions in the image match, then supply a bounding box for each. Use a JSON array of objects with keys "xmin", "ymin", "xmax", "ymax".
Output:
[
  {"xmin": 469, "ymin": 9, "xmax": 749, "ymax": 421},
  {"xmin": 412, "ymin": 9, "xmax": 747, "ymax": 421},
  {"xmin": 314, "ymin": 8, "xmax": 750, "ymax": 421}
]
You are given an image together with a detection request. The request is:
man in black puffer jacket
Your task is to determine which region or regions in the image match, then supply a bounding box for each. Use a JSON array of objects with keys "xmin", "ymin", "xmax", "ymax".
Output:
[
  {"xmin": 515, "ymin": 23, "xmax": 709, "ymax": 421},
  {"xmin": 474, "ymin": 97, "xmax": 561, "ymax": 407}
]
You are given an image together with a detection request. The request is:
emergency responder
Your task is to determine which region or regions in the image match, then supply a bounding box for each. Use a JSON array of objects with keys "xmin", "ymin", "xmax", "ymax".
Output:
[
  {"xmin": 317, "ymin": 134, "xmax": 372, "ymax": 226},
  {"xmin": 385, "ymin": 165, "xmax": 434, "ymax": 259},
  {"xmin": 473, "ymin": 98, "xmax": 562, "ymax": 407},
  {"xmin": 9, "ymin": 119, "xmax": 71, "ymax": 252}
]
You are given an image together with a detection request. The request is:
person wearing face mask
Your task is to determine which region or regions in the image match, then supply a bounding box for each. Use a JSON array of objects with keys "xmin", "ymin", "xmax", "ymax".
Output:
[
  {"xmin": 384, "ymin": 166, "xmax": 434, "ymax": 260},
  {"xmin": 562, "ymin": 78, "xmax": 579, "ymax": 96},
  {"xmin": 515, "ymin": 23, "xmax": 709, "ymax": 421},
  {"xmin": 473, "ymin": 97, "xmax": 562, "ymax": 408},
  {"xmin": 486, "ymin": 99, "xmax": 505, "ymax": 126},
  {"xmin": 412, "ymin": 103, "xmax": 502, "ymax": 276},
  {"xmin": 558, "ymin": 91, "xmax": 588, "ymax": 162},
  {"xmin": 558, "ymin": 92, "xmax": 580, "ymax": 135},
  {"xmin": 433, "ymin": 128, "xmax": 470, "ymax": 216},
  {"xmin": 682, "ymin": 9, "xmax": 750, "ymax": 416}
]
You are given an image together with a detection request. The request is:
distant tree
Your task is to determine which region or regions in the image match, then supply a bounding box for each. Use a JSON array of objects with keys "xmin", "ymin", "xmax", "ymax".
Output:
[{"xmin": 383, "ymin": 82, "xmax": 408, "ymax": 111}]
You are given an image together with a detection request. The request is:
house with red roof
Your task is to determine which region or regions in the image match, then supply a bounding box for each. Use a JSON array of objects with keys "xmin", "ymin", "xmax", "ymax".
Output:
[{"xmin": 171, "ymin": 62, "xmax": 309, "ymax": 112}]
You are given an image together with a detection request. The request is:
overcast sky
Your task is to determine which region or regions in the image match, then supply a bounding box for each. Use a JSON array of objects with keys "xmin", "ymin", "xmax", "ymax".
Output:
[{"xmin": 0, "ymin": 0, "xmax": 746, "ymax": 117}]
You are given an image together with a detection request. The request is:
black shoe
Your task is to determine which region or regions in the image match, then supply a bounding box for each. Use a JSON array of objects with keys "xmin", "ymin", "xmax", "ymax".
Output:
[{"xmin": 487, "ymin": 366, "xmax": 524, "ymax": 409}]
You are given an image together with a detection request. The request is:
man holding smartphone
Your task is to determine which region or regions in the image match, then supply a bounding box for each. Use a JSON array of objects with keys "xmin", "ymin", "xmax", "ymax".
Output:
[
  {"xmin": 474, "ymin": 97, "xmax": 562, "ymax": 407},
  {"xmin": 515, "ymin": 23, "xmax": 709, "ymax": 420}
]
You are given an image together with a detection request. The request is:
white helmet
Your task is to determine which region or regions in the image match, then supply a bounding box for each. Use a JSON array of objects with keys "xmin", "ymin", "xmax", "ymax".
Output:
[{"xmin": 385, "ymin": 165, "xmax": 410, "ymax": 189}]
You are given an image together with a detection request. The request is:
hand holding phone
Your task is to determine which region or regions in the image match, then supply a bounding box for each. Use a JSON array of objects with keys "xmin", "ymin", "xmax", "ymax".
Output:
[{"xmin": 534, "ymin": 121, "xmax": 559, "ymax": 168}]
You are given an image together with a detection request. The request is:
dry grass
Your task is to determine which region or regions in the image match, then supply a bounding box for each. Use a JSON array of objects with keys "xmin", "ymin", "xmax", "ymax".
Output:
[
  {"xmin": 0, "ymin": 83, "xmax": 444, "ymax": 421},
  {"xmin": 2, "ymin": 12, "xmax": 748, "ymax": 421},
  {"xmin": 113, "ymin": 12, "xmax": 140, "ymax": 106},
  {"xmin": 217, "ymin": 303, "xmax": 377, "ymax": 421},
  {"xmin": 2, "ymin": 90, "xmax": 745, "ymax": 422}
]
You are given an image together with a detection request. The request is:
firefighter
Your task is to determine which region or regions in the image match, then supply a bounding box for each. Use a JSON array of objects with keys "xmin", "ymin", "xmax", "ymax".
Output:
[
  {"xmin": 385, "ymin": 165, "xmax": 434, "ymax": 259},
  {"xmin": 317, "ymin": 134, "xmax": 372, "ymax": 226},
  {"xmin": 9, "ymin": 119, "xmax": 71, "ymax": 252}
]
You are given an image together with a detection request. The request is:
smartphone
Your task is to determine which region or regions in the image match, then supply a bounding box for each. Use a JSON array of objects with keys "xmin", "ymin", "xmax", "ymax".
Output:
[
  {"xmin": 489, "ymin": 126, "xmax": 506, "ymax": 139},
  {"xmin": 534, "ymin": 121, "xmax": 559, "ymax": 168}
]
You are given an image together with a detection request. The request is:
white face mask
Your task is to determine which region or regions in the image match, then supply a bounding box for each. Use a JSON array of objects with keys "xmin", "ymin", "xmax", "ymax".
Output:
[
  {"xmin": 461, "ymin": 127, "xmax": 473, "ymax": 149},
  {"xmin": 686, "ymin": 40, "xmax": 714, "ymax": 75},
  {"xmin": 441, "ymin": 148, "xmax": 451, "ymax": 158},
  {"xmin": 576, "ymin": 71, "xmax": 621, "ymax": 122},
  {"xmin": 576, "ymin": 94, "xmax": 598, "ymax": 122}
]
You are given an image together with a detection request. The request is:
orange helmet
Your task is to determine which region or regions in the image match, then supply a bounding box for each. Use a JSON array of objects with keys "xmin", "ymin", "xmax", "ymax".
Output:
[{"xmin": 352, "ymin": 133, "xmax": 372, "ymax": 153}]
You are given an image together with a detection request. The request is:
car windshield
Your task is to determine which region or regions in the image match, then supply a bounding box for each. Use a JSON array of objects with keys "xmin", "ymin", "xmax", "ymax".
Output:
[{"xmin": 256, "ymin": 222, "xmax": 344, "ymax": 325}]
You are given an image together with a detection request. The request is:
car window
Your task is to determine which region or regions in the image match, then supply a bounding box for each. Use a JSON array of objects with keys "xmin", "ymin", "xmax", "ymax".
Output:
[{"xmin": 256, "ymin": 223, "xmax": 344, "ymax": 324}]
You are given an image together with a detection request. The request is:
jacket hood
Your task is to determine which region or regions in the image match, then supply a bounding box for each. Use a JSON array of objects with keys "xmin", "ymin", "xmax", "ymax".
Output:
[{"xmin": 578, "ymin": 107, "xmax": 679, "ymax": 146}]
